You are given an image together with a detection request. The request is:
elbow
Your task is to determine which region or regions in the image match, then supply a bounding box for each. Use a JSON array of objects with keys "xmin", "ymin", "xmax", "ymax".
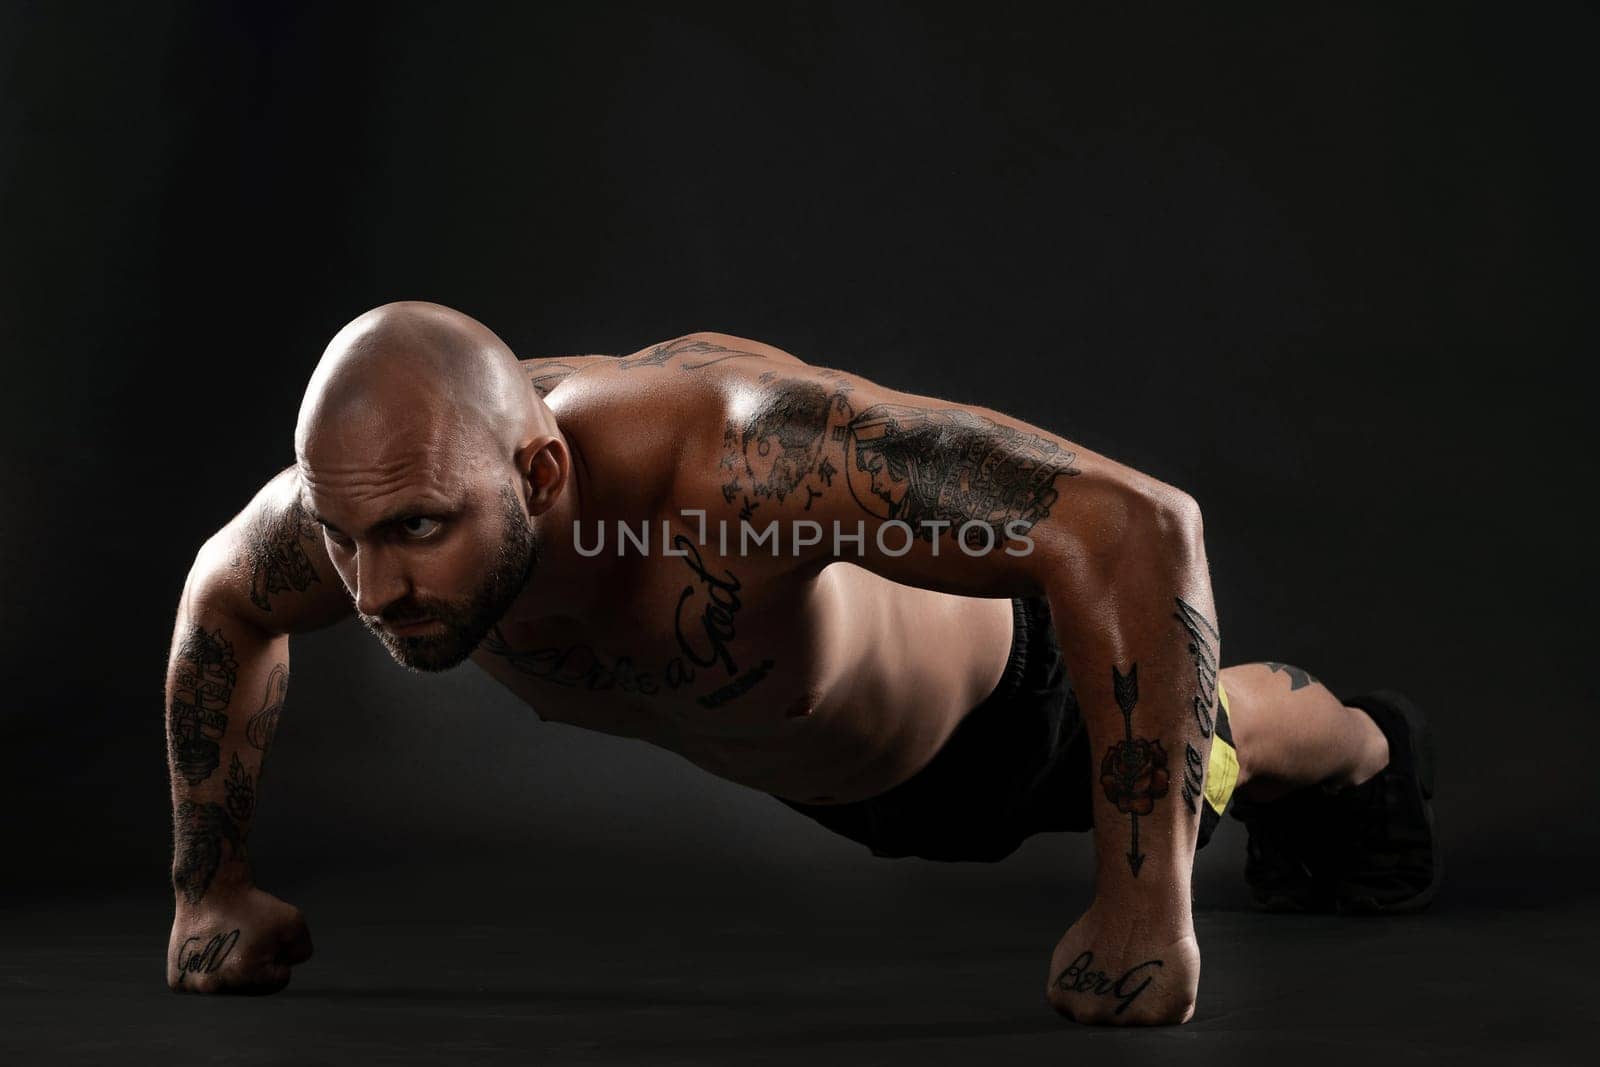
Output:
[
  {"xmin": 1048, "ymin": 481, "xmax": 1204, "ymax": 594},
  {"xmin": 1111, "ymin": 482, "xmax": 1204, "ymax": 565},
  {"xmin": 1146, "ymin": 485, "xmax": 1204, "ymax": 546},
  {"xmin": 180, "ymin": 544, "xmax": 219, "ymax": 616},
  {"xmin": 180, "ymin": 535, "xmax": 244, "ymax": 621}
]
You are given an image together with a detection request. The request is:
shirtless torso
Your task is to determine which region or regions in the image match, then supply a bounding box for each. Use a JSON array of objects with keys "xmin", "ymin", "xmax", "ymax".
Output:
[{"xmin": 474, "ymin": 346, "xmax": 1014, "ymax": 805}]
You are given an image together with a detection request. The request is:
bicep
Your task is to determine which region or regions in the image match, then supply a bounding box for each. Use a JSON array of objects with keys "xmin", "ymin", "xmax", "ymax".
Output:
[
  {"xmin": 709, "ymin": 366, "xmax": 1180, "ymax": 598},
  {"xmin": 184, "ymin": 467, "xmax": 352, "ymax": 634}
]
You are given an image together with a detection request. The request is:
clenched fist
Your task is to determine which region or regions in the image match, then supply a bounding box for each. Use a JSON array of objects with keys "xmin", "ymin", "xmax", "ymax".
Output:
[
  {"xmin": 1045, "ymin": 899, "xmax": 1200, "ymax": 1026},
  {"xmin": 167, "ymin": 886, "xmax": 314, "ymax": 994}
]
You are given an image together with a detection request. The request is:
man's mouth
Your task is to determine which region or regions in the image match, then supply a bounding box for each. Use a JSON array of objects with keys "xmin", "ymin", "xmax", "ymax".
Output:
[{"xmin": 384, "ymin": 617, "xmax": 438, "ymax": 636}]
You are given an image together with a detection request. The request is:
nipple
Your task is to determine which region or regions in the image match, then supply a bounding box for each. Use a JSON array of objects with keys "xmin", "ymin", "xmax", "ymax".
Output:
[{"xmin": 785, "ymin": 689, "xmax": 823, "ymax": 718}]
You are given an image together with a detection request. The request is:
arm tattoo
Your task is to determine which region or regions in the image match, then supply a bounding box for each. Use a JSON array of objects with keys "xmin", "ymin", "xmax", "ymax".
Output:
[
  {"xmin": 618, "ymin": 336, "xmax": 766, "ymax": 372},
  {"xmin": 170, "ymin": 626, "xmax": 238, "ymax": 786},
  {"xmin": 724, "ymin": 380, "xmax": 838, "ymax": 503},
  {"xmin": 1181, "ymin": 742, "xmax": 1204, "ymax": 815},
  {"xmin": 844, "ymin": 404, "xmax": 1080, "ymax": 545},
  {"xmin": 1266, "ymin": 662, "xmax": 1318, "ymax": 691},
  {"xmin": 1170, "ymin": 599, "xmax": 1221, "ymax": 812},
  {"xmin": 172, "ymin": 800, "xmax": 247, "ymax": 904},
  {"xmin": 224, "ymin": 754, "xmax": 255, "ymax": 824},
  {"xmin": 719, "ymin": 378, "xmax": 1082, "ymax": 548},
  {"xmin": 1100, "ymin": 664, "xmax": 1169, "ymax": 877},
  {"xmin": 245, "ymin": 663, "xmax": 287, "ymax": 755},
  {"xmin": 1172, "ymin": 596, "xmax": 1219, "ymax": 738},
  {"xmin": 244, "ymin": 497, "xmax": 321, "ymax": 612}
]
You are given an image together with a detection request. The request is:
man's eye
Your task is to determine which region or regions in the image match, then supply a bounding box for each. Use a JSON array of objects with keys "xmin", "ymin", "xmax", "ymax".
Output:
[{"xmin": 400, "ymin": 517, "xmax": 441, "ymax": 539}]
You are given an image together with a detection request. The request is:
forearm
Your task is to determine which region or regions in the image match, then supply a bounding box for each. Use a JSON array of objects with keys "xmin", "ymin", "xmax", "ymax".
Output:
[
  {"xmin": 165, "ymin": 602, "xmax": 289, "ymax": 905},
  {"xmin": 1048, "ymin": 502, "xmax": 1220, "ymax": 919}
]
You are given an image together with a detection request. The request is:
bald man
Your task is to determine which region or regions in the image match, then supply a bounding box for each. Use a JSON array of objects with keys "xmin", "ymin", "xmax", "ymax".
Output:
[{"xmin": 164, "ymin": 302, "xmax": 1438, "ymax": 1024}]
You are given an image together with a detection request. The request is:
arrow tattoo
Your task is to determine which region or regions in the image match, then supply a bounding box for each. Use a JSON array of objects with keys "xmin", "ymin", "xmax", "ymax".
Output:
[{"xmin": 1101, "ymin": 663, "xmax": 1170, "ymax": 878}]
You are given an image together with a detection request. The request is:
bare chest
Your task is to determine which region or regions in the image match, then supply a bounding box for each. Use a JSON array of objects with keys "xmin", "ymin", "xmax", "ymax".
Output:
[{"xmin": 469, "ymin": 538, "xmax": 830, "ymax": 744}]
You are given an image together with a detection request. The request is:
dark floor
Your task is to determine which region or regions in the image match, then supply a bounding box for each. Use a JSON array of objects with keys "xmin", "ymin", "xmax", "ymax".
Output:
[{"xmin": 3, "ymin": 852, "xmax": 1594, "ymax": 1067}]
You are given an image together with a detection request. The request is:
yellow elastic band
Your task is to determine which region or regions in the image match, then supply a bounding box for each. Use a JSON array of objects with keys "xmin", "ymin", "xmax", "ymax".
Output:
[{"xmin": 1206, "ymin": 682, "xmax": 1240, "ymax": 815}]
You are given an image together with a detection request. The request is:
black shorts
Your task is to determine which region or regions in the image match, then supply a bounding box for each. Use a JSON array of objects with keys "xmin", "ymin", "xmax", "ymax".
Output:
[{"xmin": 777, "ymin": 596, "xmax": 1239, "ymax": 863}]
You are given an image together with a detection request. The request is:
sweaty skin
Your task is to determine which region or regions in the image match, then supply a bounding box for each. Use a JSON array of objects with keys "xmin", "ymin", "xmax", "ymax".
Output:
[
  {"xmin": 288, "ymin": 305, "xmax": 1014, "ymax": 798},
  {"xmin": 169, "ymin": 302, "xmax": 1389, "ymax": 1023},
  {"xmin": 475, "ymin": 354, "xmax": 1015, "ymax": 803}
]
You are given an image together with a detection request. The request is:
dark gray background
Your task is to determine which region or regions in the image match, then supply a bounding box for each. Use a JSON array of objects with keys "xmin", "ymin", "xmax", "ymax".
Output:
[{"xmin": 1, "ymin": 0, "xmax": 1594, "ymax": 1033}]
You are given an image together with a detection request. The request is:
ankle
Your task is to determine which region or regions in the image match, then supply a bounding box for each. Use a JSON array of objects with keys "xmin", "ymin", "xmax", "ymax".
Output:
[{"xmin": 1337, "ymin": 706, "xmax": 1390, "ymax": 788}]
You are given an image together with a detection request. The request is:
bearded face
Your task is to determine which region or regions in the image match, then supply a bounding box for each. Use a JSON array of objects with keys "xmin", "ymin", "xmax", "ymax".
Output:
[{"xmin": 359, "ymin": 486, "xmax": 539, "ymax": 673}]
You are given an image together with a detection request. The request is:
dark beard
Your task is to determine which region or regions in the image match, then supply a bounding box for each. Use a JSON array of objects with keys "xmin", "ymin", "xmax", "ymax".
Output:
[{"xmin": 361, "ymin": 486, "xmax": 538, "ymax": 672}]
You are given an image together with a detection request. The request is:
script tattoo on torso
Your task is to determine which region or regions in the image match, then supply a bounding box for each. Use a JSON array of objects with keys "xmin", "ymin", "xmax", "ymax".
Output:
[
  {"xmin": 482, "ymin": 627, "xmax": 698, "ymax": 698},
  {"xmin": 671, "ymin": 534, "xmax": 744, "ymax": 676},
  {"xmin": 483, "ymin": 533, "xmax": 770, "ymax": 709}
]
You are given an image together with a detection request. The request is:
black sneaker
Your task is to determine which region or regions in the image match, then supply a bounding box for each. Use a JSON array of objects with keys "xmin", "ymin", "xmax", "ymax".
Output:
[
  {"xmin": 1327, "ymin": 689, "xmax": 1440, "ymax": 913},
  {"xmin": 1233, "ymin": 786, "xmax": 1338, "ymax": 913}
]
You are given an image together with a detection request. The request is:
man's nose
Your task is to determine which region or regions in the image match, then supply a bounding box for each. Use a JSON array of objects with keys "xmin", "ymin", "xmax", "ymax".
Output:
[{"xmin": 353, "ymin": 548, "xmax": 410, "ymax": 618}]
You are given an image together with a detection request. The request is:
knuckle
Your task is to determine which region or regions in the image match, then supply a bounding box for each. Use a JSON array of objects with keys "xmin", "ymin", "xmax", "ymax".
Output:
[
  {"xmin": 1047, "ymin": 992, "xmax": 1106, "ymax": 1025},
  {"xmin": 1049, "ymin": 988, "xmax": 1179, "ymax": 1027}
]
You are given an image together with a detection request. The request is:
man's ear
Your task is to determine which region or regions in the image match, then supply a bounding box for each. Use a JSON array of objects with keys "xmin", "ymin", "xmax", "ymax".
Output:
[{"xmin": 515, "ymin": 436, "xmax": 569, "ymax": 516}]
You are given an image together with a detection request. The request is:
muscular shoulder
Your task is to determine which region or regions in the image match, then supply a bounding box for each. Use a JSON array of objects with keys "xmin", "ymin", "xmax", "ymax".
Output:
[
  {"xmin": 519, "ymin": 332, "xmax": 807, "ymax": 397},
  {"xmin": 540, "ymin": 332, "xmax": 817, "ymax": 513},
  {"xmin": 668, "ymin": 350, "xmax": 1187, "ymax": 580},
  {"xmin": 187, "ymin": 467, "xmax": 352, "ymax": 634},
  {"xmin": 553, "ymin": 336, "xmax": 1181, "ymax": 583}
]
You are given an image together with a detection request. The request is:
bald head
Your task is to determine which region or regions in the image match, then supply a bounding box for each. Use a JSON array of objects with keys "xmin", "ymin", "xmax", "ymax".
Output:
[
  {"xmin": 294, "ymin": 302, "xmax": 556, "ymax": 672},
  {"xmin": 296, "ymin": 301, "xmax": 549, "ymax": 467}
]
